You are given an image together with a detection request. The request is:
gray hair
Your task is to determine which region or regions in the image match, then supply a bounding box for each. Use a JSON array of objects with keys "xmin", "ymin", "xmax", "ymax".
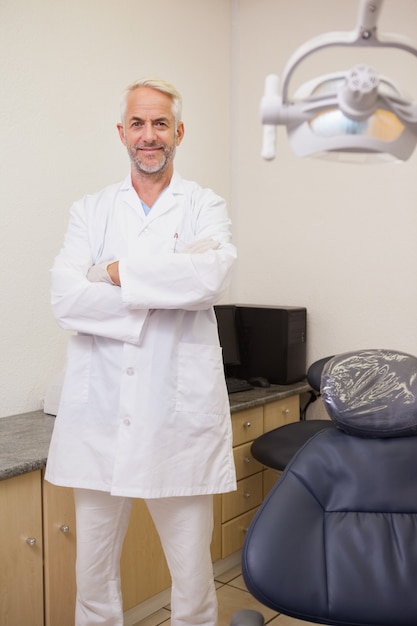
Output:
[{"xmin": 120, "ymin": 77, "xmax": 183, "ymax": 126}]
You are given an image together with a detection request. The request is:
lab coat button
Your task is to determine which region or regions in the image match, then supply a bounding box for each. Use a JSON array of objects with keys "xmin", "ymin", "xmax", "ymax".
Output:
[
  {"xmin": 123, "ymin": 418, "xmax": 131, "ymax": 426},
  {"xmin": 126, "ymin": 367, "xmax": 135, "ymax": 376}
]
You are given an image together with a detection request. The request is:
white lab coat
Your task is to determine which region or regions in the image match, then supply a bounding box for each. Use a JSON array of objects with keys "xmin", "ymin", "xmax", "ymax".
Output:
[{"xmin": 45, "ymin": 172, "xmax": 237, "ymax": 498}]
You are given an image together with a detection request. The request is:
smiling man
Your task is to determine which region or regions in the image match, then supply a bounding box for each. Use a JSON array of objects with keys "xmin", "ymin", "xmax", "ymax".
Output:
[
  {"xmin": 118, "ymin": 82, "xmax": 184, "ymax": 180},
  {"xmin": 45, "ymin": 78, "xmax": 237, "ymax": 626}
]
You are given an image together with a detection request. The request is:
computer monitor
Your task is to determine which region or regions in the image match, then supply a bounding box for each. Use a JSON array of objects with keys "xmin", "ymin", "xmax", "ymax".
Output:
[{"xmin": 214, "ymin": 305, "xmax": 241, "ymax": 373}]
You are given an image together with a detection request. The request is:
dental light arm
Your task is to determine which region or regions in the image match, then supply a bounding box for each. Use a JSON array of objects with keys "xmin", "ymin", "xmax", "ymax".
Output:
[
  {"xmin": 261, "ymin": 75, "xmax": 279, "ymax": 160},
  {"xmin": 261, "ymin": 0, "xmax": 417, "ymax": 162}
]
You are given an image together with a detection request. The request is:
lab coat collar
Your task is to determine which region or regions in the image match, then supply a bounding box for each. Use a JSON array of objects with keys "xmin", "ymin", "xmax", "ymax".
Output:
[
  {"xmin": 119, "ymin": 171, "xmax": 185, "ymax": 196},
  {"xmin": 120, "ymin": 171, "xmax": 186, "ymax": 220}
]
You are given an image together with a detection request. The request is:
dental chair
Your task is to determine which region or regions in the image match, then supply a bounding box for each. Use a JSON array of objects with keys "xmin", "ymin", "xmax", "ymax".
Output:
[
  {"xmin": 251, "ymin": 355, "xmax": 334, "ymax": 472},
  {"xmin": 231, "ymin": 349, "xmax": 417, "ymax": 626}
]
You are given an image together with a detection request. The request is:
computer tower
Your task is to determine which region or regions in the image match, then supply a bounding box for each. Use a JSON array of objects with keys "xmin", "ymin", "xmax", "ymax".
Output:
[{"xmin": 235, "ymin": 305, "xmax": 307, "ymax": 385}]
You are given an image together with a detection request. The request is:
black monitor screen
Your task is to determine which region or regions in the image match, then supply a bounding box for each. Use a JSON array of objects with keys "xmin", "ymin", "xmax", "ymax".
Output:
[{"xmin": 214, "ymin": 305, "xmax": 241, "ymax": 367}]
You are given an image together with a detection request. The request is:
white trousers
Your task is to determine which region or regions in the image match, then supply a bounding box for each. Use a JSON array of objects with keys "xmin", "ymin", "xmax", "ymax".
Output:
[{"xmin": 73, "ymin": 489, "xmax": 217, "ymax": 626}]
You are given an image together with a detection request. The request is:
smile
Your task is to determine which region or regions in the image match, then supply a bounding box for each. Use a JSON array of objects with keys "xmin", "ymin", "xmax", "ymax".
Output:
[{"xmin": 137, "ymin": 146, "xmax": 163, "ymax": 152}]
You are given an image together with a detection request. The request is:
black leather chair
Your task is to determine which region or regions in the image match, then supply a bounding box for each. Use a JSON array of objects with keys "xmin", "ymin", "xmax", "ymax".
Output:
[
  {"xmin": 251, "ymin": 355, "xmax": 334, "ymax": 471},
  {"xmin": 231, "ymin": 349, "xmax": 417, "ymax": 626}
]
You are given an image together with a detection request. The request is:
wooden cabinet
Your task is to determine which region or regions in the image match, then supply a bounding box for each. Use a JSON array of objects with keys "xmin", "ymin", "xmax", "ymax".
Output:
[
  {"xmin": 231, "ymin": 406, "xmax": 264, "ymax": 447},
  {"xmin": 43, "ymin": 481, "xmax": 76, "ymax": 626},
  {"xmin": 211, "ymin": 493, "xmax": 222, "ymax": 562},
  {"xmin": 264, "ymin": 395, "xmax": 300, "ymax": 431},
  {"xmin": 263, "ymin": 467, "xmax": 281, "ymax": 496},
  {"xmin": 221, "ymin": 396, "xmax": 300, "ymax": 558},
  {"xmin": 0, "ymin": 392, "xmax": 301, "ymax": 625},
  {"xmin": 38, "ymin": 395, "xmax": 300, "ymax": 617},
  {"xmin": 120, "ymin": 499, "xmax": 171, "ymax": 611},
  {"xmin": 38, "ymin": 481, "xmax": 229, "ymax": 624},
  {"xmin": 42, "ymin": 482, "xmax": 173, "ymax": 623},
  {"xmin": 222, "ymin": 473, "xmax": 263, "ymax": 522},
  {"xmin": 233, "ymin": 441, "xmax": 263, "ymax": 481},
  {"xmin": 0, "ymin": 471, "xmax": 44, "ymax": 626},
  {"xmin": 221, "ymin": 509, "xmax": 259, "ymax": 557}
]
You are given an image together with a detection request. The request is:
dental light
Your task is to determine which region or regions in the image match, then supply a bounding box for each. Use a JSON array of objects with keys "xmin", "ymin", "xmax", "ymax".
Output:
[{"xmin": 260, "ymin": 0, "xmax": 417, "ymax": 162}]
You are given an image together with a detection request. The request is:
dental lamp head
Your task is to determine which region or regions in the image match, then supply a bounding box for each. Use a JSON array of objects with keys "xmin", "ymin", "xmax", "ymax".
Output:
[
  {"xmin": 338, "ymin": 65, "xmax": 379, "ymax": 121},
  {"xmin": 260, "ymin": 0, "xmax": 417, "ymax": 163}
]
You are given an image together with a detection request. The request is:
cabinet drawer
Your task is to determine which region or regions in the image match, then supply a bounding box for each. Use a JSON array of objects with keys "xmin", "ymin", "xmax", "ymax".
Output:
[
  {"xmin": 264, "ymin": 396, "xmax": 300, "ymax": 432},
  {"xmin": 234, "ymin": 442, "xmax": 263, "ymax": 481},
  {"xmin": 232, "ymin": 406, "xmax": 263, "ymax": 446},
  {"xmin": 222, "ymin": 473, "xmax": 263, "ymax": 522},
  {"xmin": 221, "ymin": 508, "xmax": 258, "ymax": 559},
  {"xmin": 263, "ymin": 468, "xmax": 281, "ymax": 498}
]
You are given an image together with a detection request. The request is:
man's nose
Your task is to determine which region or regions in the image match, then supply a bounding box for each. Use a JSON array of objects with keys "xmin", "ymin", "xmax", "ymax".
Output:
[{"xmin": 142, "ymin": 121, "xmax": 157, "ymax": 141}]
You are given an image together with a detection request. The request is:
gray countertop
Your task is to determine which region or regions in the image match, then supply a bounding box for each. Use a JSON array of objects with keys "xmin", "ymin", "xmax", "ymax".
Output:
[
  {"xmin": 229, "ymin": 380, "xmax": 310, "ymax": 413},
  {"xmin": 0, "ymin": 381, "xmax": 310, "ymax": 482},
  {"xmin": 0, "ymin": 410, "xmax": 55, "ymax": 480}
]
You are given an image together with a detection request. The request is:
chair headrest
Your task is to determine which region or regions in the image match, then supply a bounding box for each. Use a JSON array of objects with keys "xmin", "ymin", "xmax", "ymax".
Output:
[
  {"xmin": 306, "ymin": 355, "xmax": 334, "ymax": 391},
  {"xmin": 321, "ymin": 349, "xmax": 417, "ymax": 438}
]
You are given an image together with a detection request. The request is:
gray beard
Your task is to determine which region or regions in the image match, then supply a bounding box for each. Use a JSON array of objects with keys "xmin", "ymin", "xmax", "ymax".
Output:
[{"xmin": 130, "ymin": 144, "xmax": 176, "ymax": 176}]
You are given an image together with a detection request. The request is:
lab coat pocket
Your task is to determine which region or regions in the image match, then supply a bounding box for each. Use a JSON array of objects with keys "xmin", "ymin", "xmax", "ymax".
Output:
[
  {"xmin": 60, "ymin": 334, "xmax": 92, "ymax": 405},
  {"xmin": 176, "ymin": 343, "xmax": 228, "ymax": 417}
]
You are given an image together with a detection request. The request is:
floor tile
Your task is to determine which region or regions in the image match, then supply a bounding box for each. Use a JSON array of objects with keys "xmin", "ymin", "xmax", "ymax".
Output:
[
  {"xmin": 215, "ymin": 564, "xmax": 242, "ymax": 584},
  {"xmin": 226, "ymin": 574, "xmax": 247, "ymax": 592},
  {"xmin": 131, "ymin": 565, "xmax": 327, "ymax": 626},
  {"xmin": 131, "ymin": 607, "xmax": 170, "ymax": 626}
]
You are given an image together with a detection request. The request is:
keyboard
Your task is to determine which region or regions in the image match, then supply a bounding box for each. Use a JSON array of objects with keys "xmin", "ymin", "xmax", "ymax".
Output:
[{"xmin": 226, "ymin": 377, "xmax": 254, "ymax": 394}]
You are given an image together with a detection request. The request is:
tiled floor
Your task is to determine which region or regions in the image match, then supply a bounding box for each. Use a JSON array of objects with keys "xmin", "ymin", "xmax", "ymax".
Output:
[{"xmin": 131, "ymin": 564, "xmax": 320, "ymax": 626}]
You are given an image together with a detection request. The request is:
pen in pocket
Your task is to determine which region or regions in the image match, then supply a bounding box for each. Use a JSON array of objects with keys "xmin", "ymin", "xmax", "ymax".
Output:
[{"xmin": 173, "ymin": 233, "xmax": 179, "ymax": 252}]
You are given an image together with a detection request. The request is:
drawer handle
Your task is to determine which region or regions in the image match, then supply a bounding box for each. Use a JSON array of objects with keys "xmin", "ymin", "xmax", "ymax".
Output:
[
  {"xmin": 243, "ymin": 421, "xmax": 251, "ymax": 429},
  {"xmin": 243, "ymin": 492, "xmax": 252, "ymax": 499},
  {"xmin": 282, "ymin": 408, "xmax": 290, "ymax": 415},
  {"xmin": 26, "ymin": 537, "xmax": 37, "ymax": 547},
  {"xmin": 60, "ymin": 524, "xmax": 70, "ymax": 533},
  {"xmin": 243, "ymin": 457, "xmax": 251, "ymax": 464}
]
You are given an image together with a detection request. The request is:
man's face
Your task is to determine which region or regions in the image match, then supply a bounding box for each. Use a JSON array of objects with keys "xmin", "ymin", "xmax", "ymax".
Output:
[{"xmin": 117, "ymin": 87, "xmax": 184, "ymax": 176}]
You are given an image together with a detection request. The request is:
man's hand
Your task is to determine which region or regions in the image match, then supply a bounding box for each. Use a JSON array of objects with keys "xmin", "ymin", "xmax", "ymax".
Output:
[
  {"xmin": 107, "ymin": 261, "xmax": 121, "ymax": 286},
  {"xmin": 185, "ymin": 238, "xmax": 220, "ymax": 254},
  {"xmin": 87, "ymin": 261, "xmax": 120, "ymax": 286}
]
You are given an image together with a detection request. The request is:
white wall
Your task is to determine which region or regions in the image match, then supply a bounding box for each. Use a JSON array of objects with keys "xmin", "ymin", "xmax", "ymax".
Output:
[
  {"xmin": 232, "ymin": 0, "xmax": 417, "ymax": 365},
  {"xmin": 0, "ymin": 0, "xmax": 232, "ymax": 418},
  {"xmin": 1, "ymin": 0, "xmax": 416, "ymax": 418}
]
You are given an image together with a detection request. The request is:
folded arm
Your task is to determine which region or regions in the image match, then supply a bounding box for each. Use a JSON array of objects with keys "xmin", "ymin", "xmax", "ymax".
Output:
[
  {"xmin": 51, "ymin": 188, "xmax": 237, "ymax": 340},
  {"xmin": 51, "ymin": 202, "xmax": 149, "ymax": 344}
]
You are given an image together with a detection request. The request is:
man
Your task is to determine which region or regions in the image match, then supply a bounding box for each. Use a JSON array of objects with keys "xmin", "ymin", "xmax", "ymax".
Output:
[{"xmin": 45, "ymin": 77, "xmax": 237, "ymax": 626}]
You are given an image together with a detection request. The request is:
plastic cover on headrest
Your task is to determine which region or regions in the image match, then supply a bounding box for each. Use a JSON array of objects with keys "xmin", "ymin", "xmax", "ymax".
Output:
[{"xmin": 321, "ymin": 349, "xmax": 417, "ymax": 437}]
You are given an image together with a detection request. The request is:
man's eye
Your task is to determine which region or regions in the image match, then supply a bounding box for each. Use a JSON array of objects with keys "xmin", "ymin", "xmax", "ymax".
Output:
[
  {"xmin": 155, "ymin": 121, "xmax": 168, "ymax": 128},
  {"xmin": 131, "ymin": 121, "xmax": 143, "ymax": 128}
]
